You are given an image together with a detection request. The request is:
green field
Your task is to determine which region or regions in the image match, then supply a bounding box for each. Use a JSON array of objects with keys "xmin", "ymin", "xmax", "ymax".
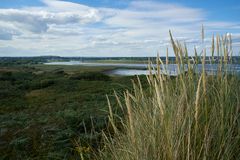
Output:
[{"xmin": 0, "ymin": 64, "xmax": 144, "ymax": 159}]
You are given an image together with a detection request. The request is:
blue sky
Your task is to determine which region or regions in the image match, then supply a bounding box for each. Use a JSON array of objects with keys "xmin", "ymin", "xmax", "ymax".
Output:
[{"xmin": 0, "ymin": 0, "xmax": 240, "ymax": 57}]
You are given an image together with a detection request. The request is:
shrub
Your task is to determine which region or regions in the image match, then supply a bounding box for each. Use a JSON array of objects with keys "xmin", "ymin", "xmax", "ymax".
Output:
[
  {"xmin": 70, "ymin": 72, "xmax": 111, "ymax": 81},
  {"xmin": 29, "ymin": 79, "xmax": 55, "ymax": 90},
  {"xmin": 0, "ymin": 72, "xmax": 15, "ymax": 81}
]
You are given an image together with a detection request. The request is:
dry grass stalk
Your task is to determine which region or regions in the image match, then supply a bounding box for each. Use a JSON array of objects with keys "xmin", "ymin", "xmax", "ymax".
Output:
[{"xmin": 98, "ymin": 29, "xmax": 239, "ymax": 160}]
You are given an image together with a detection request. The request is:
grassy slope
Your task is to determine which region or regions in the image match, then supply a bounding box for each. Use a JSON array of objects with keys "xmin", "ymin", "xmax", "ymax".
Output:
[{"xmin": 0, "ymin": 65, "xmax": 134, "ymax": 159}]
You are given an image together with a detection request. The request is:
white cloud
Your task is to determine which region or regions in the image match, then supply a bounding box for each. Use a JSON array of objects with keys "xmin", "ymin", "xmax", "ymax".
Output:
[
  {"xmin": 0, "ymin": 0, "xmax": 239, "ymax": 56},
  {"xmin": 0, "ymin": 8, "xmax": 101, "ymax": 33},
  {"xmin": 0, "ymin": 24, "xmax": 20, "ymax": 40}
]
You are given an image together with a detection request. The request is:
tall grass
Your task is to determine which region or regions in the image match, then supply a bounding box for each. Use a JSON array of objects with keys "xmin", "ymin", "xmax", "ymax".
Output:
[{"xmin": 97, "ymin": 31, "xmax": 240, "ymax": 160}]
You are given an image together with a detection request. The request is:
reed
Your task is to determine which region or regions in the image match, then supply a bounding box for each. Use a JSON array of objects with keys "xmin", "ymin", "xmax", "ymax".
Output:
[{"xmin": 97, "ymin": 30, "xmax": 240, "ymax": 160}]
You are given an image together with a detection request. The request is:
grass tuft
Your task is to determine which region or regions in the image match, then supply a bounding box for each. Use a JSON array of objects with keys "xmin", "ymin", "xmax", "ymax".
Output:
[{"xmin": 97, "ymin": 30, "xmax": 240, "ymax": 160}]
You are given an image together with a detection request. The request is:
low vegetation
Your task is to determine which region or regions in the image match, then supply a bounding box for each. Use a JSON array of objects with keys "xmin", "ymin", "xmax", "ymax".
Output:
[
  {"xmin": 70, "ymin": 72, "xmax": 111, "ymax": 81},
  {"xmin": 0, "ymin": 65, "xmax": 136, "ymax": 159}
]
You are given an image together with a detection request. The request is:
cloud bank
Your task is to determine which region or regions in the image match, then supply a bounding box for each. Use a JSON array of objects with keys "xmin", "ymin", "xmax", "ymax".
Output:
[{"xmin": 0, "ymin": 0, "xmax": 239, "ymax": 57}]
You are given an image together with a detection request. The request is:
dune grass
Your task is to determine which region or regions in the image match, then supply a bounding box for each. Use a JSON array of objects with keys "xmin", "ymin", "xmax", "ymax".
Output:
[{"xmin": 97, "ymin": 31, "xmax": 240, "ymax": 160}]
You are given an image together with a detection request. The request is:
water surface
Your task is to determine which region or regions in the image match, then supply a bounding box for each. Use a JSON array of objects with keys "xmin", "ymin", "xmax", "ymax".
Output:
[{"xmin": 45, "ymin": 61, "xmax": 240, "ymax": 76}]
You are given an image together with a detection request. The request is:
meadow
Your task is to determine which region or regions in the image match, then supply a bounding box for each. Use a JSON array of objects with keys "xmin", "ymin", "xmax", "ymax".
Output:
[{"xmin": 0, "ymin": 63, "xmax": 147, "ymax": 159}]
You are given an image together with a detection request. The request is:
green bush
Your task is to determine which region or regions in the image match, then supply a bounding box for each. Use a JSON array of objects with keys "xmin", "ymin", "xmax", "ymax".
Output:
[
  {"xmin": 29, "ymin": 79, "xmax": 55, "ymax": 90},
  {"xmin": 0, "ymin": 72, "xmax": 15, "ymax": 81},
  {"xmin": 70, "ymin": 72, "xmax": 111, "ymax": 81}
]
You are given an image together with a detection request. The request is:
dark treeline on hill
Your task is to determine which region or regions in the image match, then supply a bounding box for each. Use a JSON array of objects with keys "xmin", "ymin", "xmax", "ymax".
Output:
[{"xmin": 1, "ymin": 56, "xmax": 239, "ymax": 66}]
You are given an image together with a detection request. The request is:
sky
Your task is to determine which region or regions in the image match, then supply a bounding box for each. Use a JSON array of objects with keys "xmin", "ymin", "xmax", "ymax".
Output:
[{"xmin": 0, "ymin": 0, "xmax": 240, "ymax": 57}]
